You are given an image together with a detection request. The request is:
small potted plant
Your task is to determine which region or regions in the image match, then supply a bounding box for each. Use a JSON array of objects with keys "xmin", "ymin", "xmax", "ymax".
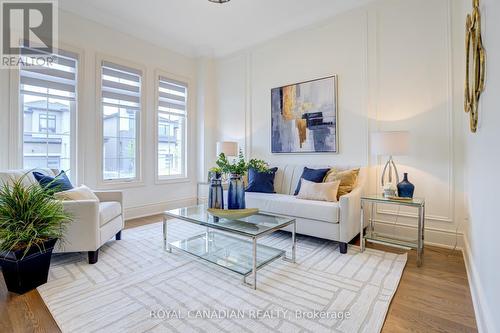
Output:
[
  {"xmin": 0, "ymin": 174, "xmax": 71, "ymax": 294},
  {"xmin": 215, "ymin": 151, "xmax": 269, "ymax": 209}
]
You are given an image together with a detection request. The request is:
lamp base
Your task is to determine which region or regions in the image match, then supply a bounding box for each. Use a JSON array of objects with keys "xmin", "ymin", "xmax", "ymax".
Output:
[{"xmin": 381, "ymin": 156, "xmax": 400, "ymax": 187}]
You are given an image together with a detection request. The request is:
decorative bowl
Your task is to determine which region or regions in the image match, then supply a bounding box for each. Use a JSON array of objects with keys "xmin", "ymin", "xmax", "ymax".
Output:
[{"xmin": 207, "ymin": 208, "xmax": 259, "ymax": 220}]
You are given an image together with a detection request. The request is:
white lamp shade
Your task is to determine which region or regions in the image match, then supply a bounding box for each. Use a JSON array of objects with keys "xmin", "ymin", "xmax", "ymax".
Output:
[
  {"xmin": 216, "ymin": 141, "xmax": 238, "ymax": 157},
  {"xmin": 370, "ymin": 131, "xmax": 409, "ymax": 156}
]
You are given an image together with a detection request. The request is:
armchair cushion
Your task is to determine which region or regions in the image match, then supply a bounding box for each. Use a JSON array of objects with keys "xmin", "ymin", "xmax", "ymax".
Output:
[
  {"xmin": 55, "ymin": 185, "xmax": 99, "ymax": 201},
  {"xmin": 99, "ymin": 202, "xmax": 122, "ymax": 227},
  {"xmin": 33, "ymin": 170, "xmax": 73, "ymax": 192}
]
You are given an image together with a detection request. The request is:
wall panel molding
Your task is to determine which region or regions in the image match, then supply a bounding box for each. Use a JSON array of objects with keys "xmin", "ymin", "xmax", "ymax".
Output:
[{"xmin": 375, "ymin": 0, "xmax": 456, "ymax": 225}]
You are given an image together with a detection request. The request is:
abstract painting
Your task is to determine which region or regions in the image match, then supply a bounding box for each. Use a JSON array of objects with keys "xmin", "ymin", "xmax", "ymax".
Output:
[{"xmin": 271, "ymin": 76, "xmax": 338, "ymax": 153}]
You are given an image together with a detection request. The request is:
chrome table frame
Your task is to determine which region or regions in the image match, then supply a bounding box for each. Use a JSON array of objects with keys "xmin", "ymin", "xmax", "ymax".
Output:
[
  {"xmin": 163, "ymin": 212, "xmax": 296, "ymax": 290},
  {"xmin": 360, "ymin": 196, "xmax": 425, "ymax": 267}
]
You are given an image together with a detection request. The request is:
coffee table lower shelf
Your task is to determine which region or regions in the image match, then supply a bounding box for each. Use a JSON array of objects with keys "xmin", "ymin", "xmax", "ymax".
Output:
[{"xmin": 169, "ymin": 231, "xmax": 286, "ymax": 286}]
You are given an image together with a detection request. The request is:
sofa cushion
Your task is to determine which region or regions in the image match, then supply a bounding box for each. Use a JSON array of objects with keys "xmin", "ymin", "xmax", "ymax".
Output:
[
  {"xmin": 297, "ymin": 179, "xmax": 341, "ymax": 202},
  {"xmin": 99, "ymin": 201, "xmax": 122, "ymax": 226},
  {"xmin": 324, "ymin": 168, "xmax": 360, "ymax": 199},
  {"xmin": 293, "ymin": 167, "xmax": 330, "ymax": 195},
  {"xmin": 246, "ymin": 167, "xmax": 278, "ymax": 193},
  {"xmin": 245, "ymin": 192, "xmax": 339, "ymax": 223}
]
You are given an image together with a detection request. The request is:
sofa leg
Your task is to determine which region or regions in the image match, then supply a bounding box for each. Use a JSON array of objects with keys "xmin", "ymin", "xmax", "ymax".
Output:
[
  {"xmin": 339, "ymin": 242, "xmax": 348, "ymax": 254},
  {"xmin": 88, "ymin": 250, "xmax": 99, "ymax": 264},
  {"xmin": 116, "ymin": 231, "xmax": 122, "ymax": 240}
]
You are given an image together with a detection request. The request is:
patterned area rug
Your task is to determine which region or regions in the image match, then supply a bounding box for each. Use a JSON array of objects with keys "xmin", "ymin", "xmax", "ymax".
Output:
[{"xmin": 38, "ymin": 220, "xmax": 406, "ymax": 333}]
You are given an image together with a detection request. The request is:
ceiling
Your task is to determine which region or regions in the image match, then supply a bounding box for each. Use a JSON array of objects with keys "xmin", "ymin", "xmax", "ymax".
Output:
[{"xmin": 59, "ymin": 0, "xmax": 374, "ymax": 58}]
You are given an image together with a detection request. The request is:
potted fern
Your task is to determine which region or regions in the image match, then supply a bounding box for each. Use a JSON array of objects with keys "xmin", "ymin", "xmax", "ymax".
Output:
[{"xmin": 0, "ymin": 175, "xmax": 71, "ymax": 294}]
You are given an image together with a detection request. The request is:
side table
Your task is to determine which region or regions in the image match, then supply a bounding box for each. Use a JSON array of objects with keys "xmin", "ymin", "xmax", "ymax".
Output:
[{"xmin": 360, "ymin": 195, "xmax": 425, "ymax": 266}]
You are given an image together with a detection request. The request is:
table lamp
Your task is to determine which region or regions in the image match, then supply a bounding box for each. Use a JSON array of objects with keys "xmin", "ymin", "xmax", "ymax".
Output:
[
  {"xmin": 216, "ymin": 141, "xmax": 238, "ymax": 157},
  {"xmin": 370, "ymin": 131, "xmax": 409, "ymax": 187}
]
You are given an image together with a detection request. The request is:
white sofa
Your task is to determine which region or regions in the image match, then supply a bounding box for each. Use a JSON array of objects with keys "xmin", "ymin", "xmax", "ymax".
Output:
[
  {"xmin": 0, "ymin": 169, "xmax": 124, "ymax": 264},
  {"xmin": 245, "ymin": 165, "xmax": 367, "ymax": 253}
]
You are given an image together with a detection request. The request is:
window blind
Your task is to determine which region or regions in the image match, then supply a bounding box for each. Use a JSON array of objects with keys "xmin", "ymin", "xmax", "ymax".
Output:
[
  {"xmin": 158, "ymin": 76, "xmax": 187, "ymax": 115},
  {"xmin": 101, "ymin": 61, "xmax": 142, "ymax": 109},
  {"xmin": 20, "ymin": 48, "xmax": 78, "ymax": 101}
]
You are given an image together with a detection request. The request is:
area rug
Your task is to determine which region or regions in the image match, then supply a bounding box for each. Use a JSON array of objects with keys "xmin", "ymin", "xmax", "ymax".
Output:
[{"xmin": 38, "ymin": 220, "xmax": 407, "ymax": 333}]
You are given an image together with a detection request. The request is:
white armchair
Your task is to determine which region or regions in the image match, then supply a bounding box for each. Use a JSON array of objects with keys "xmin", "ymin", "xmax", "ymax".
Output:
[
  {"xmin": 59, "ymin": 190, "xmax": 124, "ymax": 264},
  {"xmin": 0, "ymin": 169, "xmax": 124, "ymax": 264}
]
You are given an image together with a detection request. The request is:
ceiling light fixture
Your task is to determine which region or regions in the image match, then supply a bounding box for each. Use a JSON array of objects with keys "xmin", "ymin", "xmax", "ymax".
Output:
[{"xmin": 208, "ymin": 0, "xmax": 230, "ymax": 3}]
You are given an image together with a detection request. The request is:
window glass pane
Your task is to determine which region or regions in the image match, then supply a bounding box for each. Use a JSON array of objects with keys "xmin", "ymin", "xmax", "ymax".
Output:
[
  {"xmin": 101, "ymin": 61, "xmax": 141, "ymax": 181},
  {"xmin": 158, "ymin": 112, "xmax": 185, "ymax": 177},
  {"xmin": 20, "ymin": 50, "xmax": 77, "ymax": 177},
  {"xmin": 103, "ymin": 158, "xmax": 136, "ymax": 180}
]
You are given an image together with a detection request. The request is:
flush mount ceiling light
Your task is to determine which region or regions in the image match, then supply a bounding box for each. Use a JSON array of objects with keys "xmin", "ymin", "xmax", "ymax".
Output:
[{"xmin": 208, "ymin": 0, "xmax": 230, "ymax": 3}]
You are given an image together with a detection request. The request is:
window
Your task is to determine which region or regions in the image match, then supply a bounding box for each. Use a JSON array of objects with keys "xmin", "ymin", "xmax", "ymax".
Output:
[
  {"xmin": 157, "ymin": 76, "xmax": 187, "ymax": 179},
  {"xmin": 20, "ymin": 49, "xmax": 78, "ymax": 176},
  {"xmin": 100, "ymin": 61, "xmax": 142, "ymax": 181},
  {"xmin": 39, "ymin": 114, "xmax": 56, "ymax": 133}
]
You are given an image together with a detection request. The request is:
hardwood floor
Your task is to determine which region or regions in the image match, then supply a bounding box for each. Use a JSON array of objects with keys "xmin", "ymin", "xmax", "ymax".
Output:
[{"xmin": 0, "ymin": 215, "xmax": 477, "ymax": 333}]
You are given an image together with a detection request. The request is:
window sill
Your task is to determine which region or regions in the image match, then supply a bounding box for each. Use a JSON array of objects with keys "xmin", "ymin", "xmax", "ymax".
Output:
[
  {"xmin": 95, "ymin": 179, "xmax": 145, "ymax": 190},
  {"xmin": 155, "ymin": 177, "xmax": 191, "ymax": 185}
]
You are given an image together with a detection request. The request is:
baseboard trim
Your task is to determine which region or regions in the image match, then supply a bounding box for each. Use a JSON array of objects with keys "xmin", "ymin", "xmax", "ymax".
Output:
[
  {"xmin": 372, "ymin": 219, "xmax": 463, "ymax": 249},
  {"xmin": 462, "ymin": 233, "xmax": 496, "ymax": 333},
  {"xmin": 124, "ymin": 197, "xmax": 197, "ymax": 220}
]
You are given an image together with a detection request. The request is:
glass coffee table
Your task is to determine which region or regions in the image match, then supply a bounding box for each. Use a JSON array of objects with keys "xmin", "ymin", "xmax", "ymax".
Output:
[{"xmin": 163, "ymin": 205, "xmax": 296, "ymax": 289}]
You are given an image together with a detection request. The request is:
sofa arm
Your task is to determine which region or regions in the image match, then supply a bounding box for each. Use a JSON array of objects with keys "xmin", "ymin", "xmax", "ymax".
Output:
[
  {"xmin": 58, "ymin": 200, "xmax": 100, "ymax": 252},
  {"xmin": 338, "ymin": 186, "xmax": 365, "ymax": 243},
  {"xmin": 94, "ymin": 190, "xmax": 123, "ymax": 204}
]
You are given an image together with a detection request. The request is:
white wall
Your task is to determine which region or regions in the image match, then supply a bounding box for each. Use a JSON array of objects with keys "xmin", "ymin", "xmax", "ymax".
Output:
[
  {"xmin": 196, "ymin": 58, "xmax": 218, "ymax": 180},
  {"xmin": 215, "ymin": 0, "xmax": 466, "ymax": 248},
  {"xmin": 0, "ymin": 69, "xmax": 8, "ymax": 170},
  {"xmin": 462, "ymin": 0, "xmax": 500, "ymax": 331},
  {"xmin": 0, "ymin": 9, "xmax": 200, "ymax": 218}
]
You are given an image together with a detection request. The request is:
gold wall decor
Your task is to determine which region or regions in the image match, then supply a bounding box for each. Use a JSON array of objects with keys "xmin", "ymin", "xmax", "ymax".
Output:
[{"xmin": 465, "ymin": 0, "xmax": 486, "ymax": 133}]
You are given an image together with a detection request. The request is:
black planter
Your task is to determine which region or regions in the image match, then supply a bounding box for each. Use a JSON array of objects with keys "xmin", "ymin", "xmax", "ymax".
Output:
[{"xmin": 0, "ymin": 238, "xmax": 57, "ymax": 294}]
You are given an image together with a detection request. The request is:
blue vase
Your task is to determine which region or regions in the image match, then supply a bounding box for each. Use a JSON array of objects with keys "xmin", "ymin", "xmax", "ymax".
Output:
[
  {"xmin": 397, "ymin": 173, "xmax": 415, "ymax": 198},
  {"xmin": 208, "ymin": 176, "xmax": 224, "ymax": 209},
  {"xmin": 228, "ymin": 174, "xmax": 245, "ymax": 209}
]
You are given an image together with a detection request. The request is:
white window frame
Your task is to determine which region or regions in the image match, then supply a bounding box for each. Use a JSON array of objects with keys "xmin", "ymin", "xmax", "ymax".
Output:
[
  {"xmin": 154, "ymin": 70, "xmax": 190, "ymax": 184},
  {"xmin": 9, "ymin": 43, "xmax": 83, "ymax": 184},
  {"xmin": 96, "ymin": 54, "xmax": 145, "ymax": 188}
]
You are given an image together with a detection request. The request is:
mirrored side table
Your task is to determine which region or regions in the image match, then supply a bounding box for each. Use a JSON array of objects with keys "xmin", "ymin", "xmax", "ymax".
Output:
[{"xmin": 360, "ymin": 195, "xmax": 425, "ymax": 266}]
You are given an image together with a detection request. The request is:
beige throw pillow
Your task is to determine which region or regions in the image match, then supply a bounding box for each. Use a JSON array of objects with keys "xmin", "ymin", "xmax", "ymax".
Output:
[
  {"xmin": 323, "ymin": 168, "xmax": 360, "ymax": 199},
  {"xmin": 296, "ymin": 179, "xmax": 341, "ymax": 202},
  {"xmin": 54, "ymin": 185, "xmax": 99, "ymax": 201}
]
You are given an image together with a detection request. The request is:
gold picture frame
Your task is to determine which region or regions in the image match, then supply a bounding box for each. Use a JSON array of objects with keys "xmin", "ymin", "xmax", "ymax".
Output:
[{"xmin": 464, "ymin": 0, "xmax": 486, "ymax": 133}]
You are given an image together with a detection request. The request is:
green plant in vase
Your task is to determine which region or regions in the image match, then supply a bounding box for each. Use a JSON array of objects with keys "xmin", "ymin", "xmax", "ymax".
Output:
[
  {"xmin": 214, "ymin": 150, "xmax": 270, "ymax": 209},
  {"xmin": 0, "ymin": 174, "xmax": 72, "ymax": 294},
  {"xmin": 215, "ymin": 150, "xmax": 269, "ymax": 176}
]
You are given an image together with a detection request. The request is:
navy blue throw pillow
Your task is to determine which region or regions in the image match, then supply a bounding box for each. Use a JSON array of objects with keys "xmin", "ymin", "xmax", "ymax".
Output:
[
  {"xmin": 33, "ymin": 170, "xmax": 73, "ymax": 193},
  {"xmin": 294, "ymin": 167, "xmax": 330, "ymax": 196},
  {"xmin": 246, "ymin": 167, "xmax": 278, "ymax": 193}
]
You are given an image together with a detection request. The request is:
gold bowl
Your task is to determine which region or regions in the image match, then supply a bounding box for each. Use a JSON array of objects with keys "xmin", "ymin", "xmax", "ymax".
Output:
[{"xmin": 207, "ymin": 208, "xmax": 259, "ymax": 220}]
